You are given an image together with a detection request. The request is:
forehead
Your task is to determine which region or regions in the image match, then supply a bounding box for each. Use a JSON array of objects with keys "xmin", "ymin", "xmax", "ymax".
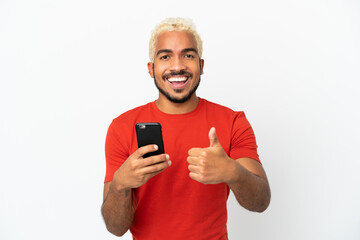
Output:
[{"xmin": 155, "ymin": 31, "xmax": 197, "ymax": 53}]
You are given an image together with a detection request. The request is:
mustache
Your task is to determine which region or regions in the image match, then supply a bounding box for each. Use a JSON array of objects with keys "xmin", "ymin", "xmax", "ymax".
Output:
[{"xmin": 162, "ymin": 70, "xmax": 193, "ymax": 80}]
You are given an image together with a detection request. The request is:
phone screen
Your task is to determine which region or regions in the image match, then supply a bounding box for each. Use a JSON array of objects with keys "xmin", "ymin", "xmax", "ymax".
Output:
[{"xmin": 135, "ymin": 122, "xmax": 165, "ymax": 158}]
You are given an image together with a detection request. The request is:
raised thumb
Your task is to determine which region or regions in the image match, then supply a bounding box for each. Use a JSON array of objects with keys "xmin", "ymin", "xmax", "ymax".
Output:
[{"xmin": 209, "ymin": 127, "xmax": 219, "ymax": 147}]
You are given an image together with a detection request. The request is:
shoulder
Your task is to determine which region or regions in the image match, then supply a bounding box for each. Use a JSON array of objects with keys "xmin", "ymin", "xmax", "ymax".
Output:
[
  {"xmin": 107, "ymin": 102, "xmax": 153, "ymax": 136},
  {"xmin": 112, "ymin": 102, "xmax": 153, "ymax": 124},
  {"xmin": 200, "ymin": 98, "xmax": 245, "ymax": 118}
]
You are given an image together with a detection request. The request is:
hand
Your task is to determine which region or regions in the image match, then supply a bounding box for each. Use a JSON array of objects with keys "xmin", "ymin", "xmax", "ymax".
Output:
[
  {"xmin": 187, "ymin": 127, "xmax": 236, "ymax": 184},
  {"xmin": 112, "ymin": 145, "xmax": 171, "ymax": 191}
]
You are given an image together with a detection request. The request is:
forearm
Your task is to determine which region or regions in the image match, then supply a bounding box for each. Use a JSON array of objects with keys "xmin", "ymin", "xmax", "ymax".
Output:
[
  {"xmin": 227, "ymin": 161, "xmax": 271, "ymax": 212},
  {"xmin": 101, "ymin": 183, "xmax": 134, "ymax": 236}
]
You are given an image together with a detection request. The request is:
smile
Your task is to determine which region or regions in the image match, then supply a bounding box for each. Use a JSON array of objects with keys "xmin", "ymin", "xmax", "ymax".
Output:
[{"xmin": 166, "ymin": 76, "xmax": 189, "ymax": 88}]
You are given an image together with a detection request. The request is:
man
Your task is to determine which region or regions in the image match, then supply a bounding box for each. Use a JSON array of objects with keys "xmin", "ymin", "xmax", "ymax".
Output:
[{"xmin": 102, "ymin": 17, "xmax": 270, "ymax": 239}]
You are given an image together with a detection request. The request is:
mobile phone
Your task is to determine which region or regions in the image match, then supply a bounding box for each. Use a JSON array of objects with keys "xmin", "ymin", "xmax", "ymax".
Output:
[{"xmin": 135, "ymin": 122, "xmax": 165, "ymax": 158}]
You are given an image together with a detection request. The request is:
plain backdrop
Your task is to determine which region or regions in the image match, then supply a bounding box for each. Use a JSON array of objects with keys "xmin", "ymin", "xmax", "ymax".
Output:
[{"xmin": 1, "ymin": 0, "xmax": 359, "ymax": 239}]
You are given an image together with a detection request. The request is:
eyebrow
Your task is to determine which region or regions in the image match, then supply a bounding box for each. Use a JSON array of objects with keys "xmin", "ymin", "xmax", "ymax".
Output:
[
  {"xmin": 182, "ymin": 48, "xmax": 198, "ymax": 54},
  {"xmin": 156, "ymin": 48, "xmax": 199, "ymax": 56},
  {"xmin": 156, "ymin": 49, "xmax": 172, "ymax": 56}
]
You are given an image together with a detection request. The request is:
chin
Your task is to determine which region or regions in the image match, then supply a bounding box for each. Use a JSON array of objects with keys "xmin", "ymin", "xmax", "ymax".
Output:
[{"xmin": 154, "ymin": 77, "xmax": 201, "ymax": 104}]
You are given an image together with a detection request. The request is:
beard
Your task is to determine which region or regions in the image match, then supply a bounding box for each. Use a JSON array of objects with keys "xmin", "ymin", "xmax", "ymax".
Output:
[
  {"xmin": 153, "ymin": 65, "xmax": 201, "ymax": 104},
  {"xmin": 153, "ymin": 76, "xmax": 200, "ymax": 104}
]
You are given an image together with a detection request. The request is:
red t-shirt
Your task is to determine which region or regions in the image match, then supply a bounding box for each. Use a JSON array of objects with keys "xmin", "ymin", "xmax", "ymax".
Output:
[{"xmin": 105, "ymin": 98, "xmax": 260, "ymax": 240}]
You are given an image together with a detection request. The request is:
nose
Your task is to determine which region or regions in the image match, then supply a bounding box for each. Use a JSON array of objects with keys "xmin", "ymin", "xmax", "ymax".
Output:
[{"xmin": 169, "ymin": 56, "xmax": 186, "ymax": 72}]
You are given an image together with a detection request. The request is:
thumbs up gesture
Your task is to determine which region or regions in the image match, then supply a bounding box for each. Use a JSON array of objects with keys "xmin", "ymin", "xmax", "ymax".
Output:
[{"xmin": 187, "ymin": 127, "xmax": 236, "ymax": 184}]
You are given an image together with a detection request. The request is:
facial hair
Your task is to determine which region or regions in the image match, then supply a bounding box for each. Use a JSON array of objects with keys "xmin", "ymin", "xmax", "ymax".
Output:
[{"xmin": 153, "ymin": 65, "xmax": 201, "ymax": 104}]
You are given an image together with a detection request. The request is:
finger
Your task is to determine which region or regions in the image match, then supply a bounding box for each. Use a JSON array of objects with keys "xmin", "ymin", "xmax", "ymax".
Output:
[
  {"xmin": 136, "ymin": 168, "xmax": 166, "ymax": 186},
  {"xmin": 209, "ymin": 127, "xmax": 220, "ymax": 147},
  {"xmin": 134, "ymin": 144, "xmax": 158, "ymax": 158},
  {"xmin": 146, "ymin": 170, "xmax": 165, "ymax": 179},
  {"xmin": 187, "ymin": 156, "xmax": 201, "ymax": 165},
  {"xmin": 143, "ymin": 154, "xmax": 170, "ymax": 167},
  {"xmin": 188, "ymin": 147, "xmax": 205, "ymax": 157},
  {"xmin": 140, "ymin": 159, "xmax": 171, "ymax": 175},
  {"xmin": 144, "ymin": 166, "xmax": 170, "ymax": 181},
  {"xmin": 188, "ymin": 164, "xmax": 201, "ymax": 174},
  {"xmin": 189, "ymin": 172, "xmax": 203, "ymax": 183}
]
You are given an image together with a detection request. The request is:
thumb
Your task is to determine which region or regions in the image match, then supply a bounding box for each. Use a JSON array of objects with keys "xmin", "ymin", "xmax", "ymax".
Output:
[{"xmin": 209, "ymin": 127, "xmax": 220, "ymax": 147}]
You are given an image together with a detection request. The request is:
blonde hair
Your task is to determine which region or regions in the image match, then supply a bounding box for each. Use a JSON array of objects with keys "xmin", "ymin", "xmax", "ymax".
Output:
[{"xmin": 149, "ymin": 17, "xmax": 203, "ymax": 62}]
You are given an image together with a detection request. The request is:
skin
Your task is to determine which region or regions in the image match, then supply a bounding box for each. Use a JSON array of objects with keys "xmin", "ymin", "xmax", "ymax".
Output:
[
  {"xmin": 187, "ymin": 127, "xmax": 271, "ymax": 212},
  {"xmin": 102, "ymin": 145, "xmax": 171, "ymax": 236},
  {"xmin": 101, "ymin": 30, "xmax": 271, "ymax": 236},
  {"xmin": 148, "ymin": 30, "xmax": 204, "ymax": 114}
]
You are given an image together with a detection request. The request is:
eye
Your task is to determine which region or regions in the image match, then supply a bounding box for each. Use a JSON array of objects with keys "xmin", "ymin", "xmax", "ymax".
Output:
[
  {"xmin": 160, "ymin": 55, "xmax": 170, "ymax": 60},
  {"xmin": 184, "ymin": 54, "xmax": 194, "ymax": 59}
]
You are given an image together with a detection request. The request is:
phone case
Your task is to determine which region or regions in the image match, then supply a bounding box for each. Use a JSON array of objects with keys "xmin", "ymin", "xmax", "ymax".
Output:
[{"xmin": 135, "ymin": 122, "xmax": 165, "ymax": 158}]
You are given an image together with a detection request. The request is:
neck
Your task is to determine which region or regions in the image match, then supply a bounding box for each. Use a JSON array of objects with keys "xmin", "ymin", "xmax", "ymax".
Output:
[{"xmin": 155, "ymin": 94, "xmax": 199, "ymax": 114}]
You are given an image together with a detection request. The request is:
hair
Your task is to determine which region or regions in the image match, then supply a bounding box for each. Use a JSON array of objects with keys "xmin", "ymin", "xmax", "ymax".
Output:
[{"xmin": 149, "ymin": 17, "xmax": 203, "ymax": 62}]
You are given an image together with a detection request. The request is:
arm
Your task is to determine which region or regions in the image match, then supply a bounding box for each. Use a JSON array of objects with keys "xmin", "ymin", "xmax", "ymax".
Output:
[
  {"xmin": 227, "ymin": 157, "xmax": 270, "ymax": 212},
  {"xmin": 101, "ymin": 182, "xmax": 133, "ymax": 236},
  {"xmin": 187, "ymin": 127, "xmax": 270, "ymax": 212},
  {"xmin": 101, "ymin": 145, "xmax": 171, "ymax": 236}
]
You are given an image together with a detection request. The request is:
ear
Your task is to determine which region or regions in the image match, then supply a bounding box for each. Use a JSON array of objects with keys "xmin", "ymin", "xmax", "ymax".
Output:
[
  {"xmin": 200, "ymin": 59, "xmax": 204, "ymax": 75},
  {"xmin": 147, "ymin": 62, "xmax": 154, "ymax": 78}
]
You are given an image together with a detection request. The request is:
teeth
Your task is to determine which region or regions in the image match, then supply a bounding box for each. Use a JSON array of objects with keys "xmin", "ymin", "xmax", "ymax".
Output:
[{"xmin": 167, "ymin": 76, "xmax": 188, "ymax": 82}]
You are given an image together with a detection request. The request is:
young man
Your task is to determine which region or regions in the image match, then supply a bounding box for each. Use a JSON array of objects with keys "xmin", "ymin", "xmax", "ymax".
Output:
[{"xmin": 102, "ymin": 18, "xmax": 270, "ymax": 240}]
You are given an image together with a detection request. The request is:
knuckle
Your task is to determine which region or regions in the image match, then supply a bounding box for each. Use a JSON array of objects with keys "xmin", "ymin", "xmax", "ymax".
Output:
[
  {"xmin": 199, "ymin": 175, "xmax": 206, "ymax": 183},
  {"xmin": 156, "ymin": 164, "xmax": 166, "ymax": 171},
  {"xmin": 129, "ymin": 161, "xmax": 137, "ymax": 170},
  {"xmin": 136, "ymin": 146, "xmax": 144, "ymax": 153},
  {"xmin": 152, "ymin": 155, "xmax": 163, "ymax": 164},
  {"xmin": 153, "ymin": 164, "xmax": 165, "ymax": 173},
  {"xmin": 145, "ymin": 155, "xmax": 155, "ymax": 165},
  {"xmin": 140, "ymin": 146, "xmax": 149, "ymax": 155},
  {"xmin": 138, "ymin": 145, "xmax": 154, "ymax": 156}
]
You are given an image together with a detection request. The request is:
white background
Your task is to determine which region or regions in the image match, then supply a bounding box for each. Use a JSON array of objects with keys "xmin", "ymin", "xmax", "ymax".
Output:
[{"xmin": 1, "ymin": 0, "xmax": 359, "ymax": 239}]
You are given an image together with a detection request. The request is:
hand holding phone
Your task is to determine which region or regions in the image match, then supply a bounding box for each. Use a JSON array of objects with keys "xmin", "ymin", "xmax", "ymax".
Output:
[{"xmin": 111, "ymin": 140, "xmax": 170, "ymax": 190}]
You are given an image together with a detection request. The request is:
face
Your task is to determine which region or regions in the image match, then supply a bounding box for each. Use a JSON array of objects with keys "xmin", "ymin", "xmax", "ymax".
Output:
[{"xmin": 148, "ymin": 31, "xmax": 204, "ymax": 104}]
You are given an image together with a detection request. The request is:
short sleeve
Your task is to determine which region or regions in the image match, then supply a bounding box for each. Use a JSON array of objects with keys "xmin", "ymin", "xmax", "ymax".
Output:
[
  {"xmin": 229, "ymin": 112, "xmax": 260, "ymax": 163},
  {"xmin": 104, "ymin": 120, "xmax": 130, "ymax": 182}
]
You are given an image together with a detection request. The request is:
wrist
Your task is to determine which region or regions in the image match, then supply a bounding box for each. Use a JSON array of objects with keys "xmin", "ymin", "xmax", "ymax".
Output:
[
  {"xmin": 110, "ymin": 177, "xmax": 130, "ymax": 195},
  {"xmin": 111, "ymin": 166, "xmax": 132, "ymax": 191},
  {"xmin": 226, "ymin": 159, "xmax": 242, "ymax": 185}
]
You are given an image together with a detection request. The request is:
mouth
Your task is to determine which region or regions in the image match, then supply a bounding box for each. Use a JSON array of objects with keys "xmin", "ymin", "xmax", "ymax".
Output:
[{"xmin": 165, "ymin": 75, "xmax": 189, "ymax": 89}]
